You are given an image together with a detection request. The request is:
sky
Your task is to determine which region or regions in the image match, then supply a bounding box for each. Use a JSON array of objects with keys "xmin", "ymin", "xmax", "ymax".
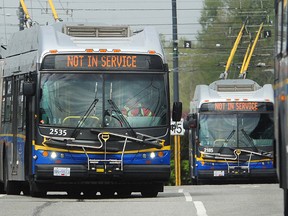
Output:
[{"xmin": 0, "ymin": 0, "xmax": 204, "ymax": 45}]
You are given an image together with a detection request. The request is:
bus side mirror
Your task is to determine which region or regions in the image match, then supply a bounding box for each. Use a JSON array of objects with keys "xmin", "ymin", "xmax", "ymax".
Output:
[
  {"xmin": 172, "ymin": 102, "xmax": 182, "ymax": 121},
  {"xmin": 23, "ymin": 81, "xmax": 36, "ymax": 96},
  {"xmin": 184, "ymin": 114, "xmax": 197, "ymax": 129}
]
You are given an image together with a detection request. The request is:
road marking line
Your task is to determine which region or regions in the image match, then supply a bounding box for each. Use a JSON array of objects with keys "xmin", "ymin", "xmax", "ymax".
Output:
[
  {"xmin": 184, "ymin": 192, "xmax": 193, "ymax": 202},
  {"xmin": 179, "ymin": 189, "xmax": 208, "ymax": 216},
  {"xmin": 194, "ymin": 201, "xmax": 208, "ymax": 216}
]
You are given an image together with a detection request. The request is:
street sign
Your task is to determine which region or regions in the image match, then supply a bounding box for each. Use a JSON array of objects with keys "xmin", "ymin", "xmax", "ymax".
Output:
[
  {"xmin": 171, "ymin": 118, "xmax": 185, "ymax": 136},
  {"xmin": 263, "ymin": 30, "xmax": 271, "ymax": 38},
  {"xmin": 184, "ymin": 40, "xmax": 191, "ymax": 48}
]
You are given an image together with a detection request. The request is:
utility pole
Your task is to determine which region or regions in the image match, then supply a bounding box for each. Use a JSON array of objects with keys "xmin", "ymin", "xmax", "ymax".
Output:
[
  {"xmin": 172, "ymin": 0, "xmax": 179, "ymax": 103},
  {"xmin": 172, "ymin": 0, "xmax": 181, "ymax": 186}
]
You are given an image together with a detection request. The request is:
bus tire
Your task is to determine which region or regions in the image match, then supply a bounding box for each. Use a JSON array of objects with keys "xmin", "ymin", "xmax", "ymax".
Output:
[
  {"xmin": 67, "ymin": 190, "xmax": 82, "ymax": 197},
  {"xmin": 0, "ymin": 183, "xmax": 4, "ymax": 194},
  {"xmin": 100, "ymin": 190, "xmax": 115, "ymax": 198},
  {"xmin": 29, "ymin": 181, "xmax": 46, "ymax": 197},
  {"xmin": 117, "ymin": 190, "xmax": 132, "ymax": 198},
  {"xmin": 4, "ymin": 158, "xmax": 21, "ymax": 195},
  {"xmin": 141, "ymin": 190, "xmax": 158, "ymax": 198}
]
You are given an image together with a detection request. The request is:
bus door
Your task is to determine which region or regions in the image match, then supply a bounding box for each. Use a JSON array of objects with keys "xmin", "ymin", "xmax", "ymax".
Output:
[{"xmin": 10, "ymin": 76, "xmax": 25, "ymax": 179}]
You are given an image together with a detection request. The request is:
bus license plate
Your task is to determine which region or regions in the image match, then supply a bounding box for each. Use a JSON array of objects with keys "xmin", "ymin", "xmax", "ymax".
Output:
[
  {"xmin": 214, "ymin": 170, "xmax": 225, "ymax": 177},
  {"xmin": 53, "ymin": 167, "xmax": 71, "ymax": 176}
]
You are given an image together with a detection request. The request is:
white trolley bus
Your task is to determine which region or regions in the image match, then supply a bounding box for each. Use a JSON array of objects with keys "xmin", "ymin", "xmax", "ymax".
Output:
[
  {"xmin": 0, "ymin": 22, "xmax": 180, "ymax": 197},
  {"xmin": 185, "ymin": 79, "xmax": 276, "ymax": 184}
]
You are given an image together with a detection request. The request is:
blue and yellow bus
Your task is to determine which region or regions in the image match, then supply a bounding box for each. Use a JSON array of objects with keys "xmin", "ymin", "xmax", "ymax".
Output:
[
  {"xmin": 0, "ymin": 23, "xmax": 181, "ymax": 197},
  {"xmin": 274, "ymin": 0, "xmax": 288, "ymax": 213},
  {"xmin": 185, "ymin": 79, "xmax": 276, "ymax": 184}
]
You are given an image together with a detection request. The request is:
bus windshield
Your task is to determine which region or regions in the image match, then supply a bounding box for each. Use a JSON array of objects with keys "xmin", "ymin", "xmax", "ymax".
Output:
[
  {"xmin": 198, "ymin": 112, "xmax": 274, "ymax": 148},
  {"xmin": 39, "ymin": 73, "xmax": 168, "ymax": 128}
]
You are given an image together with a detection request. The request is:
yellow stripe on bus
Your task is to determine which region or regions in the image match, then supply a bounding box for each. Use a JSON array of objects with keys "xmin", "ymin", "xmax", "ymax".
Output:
[
  {"xmin": 34, "ymin": 143, "xmax": 170, "ymax": 154},
  {"xmin": 274, "ymin": 78, "xmax": 288, "ymax": 90},
  {"xmin": 196, "ymin": 156, "xmax": 272, "ymax": 163}
]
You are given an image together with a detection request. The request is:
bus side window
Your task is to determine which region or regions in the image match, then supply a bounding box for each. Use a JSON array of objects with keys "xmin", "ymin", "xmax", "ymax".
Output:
[
  {"xmin": 4, "ymin": 79, "xmax": 12, "ymax": 123},
  {"xmin": 18, "ymin": 78, "xmax": 25, "ymax": 131},
  {"xmin": 1, "ymin": 79, "xmax": 5, "ymax": 123}
]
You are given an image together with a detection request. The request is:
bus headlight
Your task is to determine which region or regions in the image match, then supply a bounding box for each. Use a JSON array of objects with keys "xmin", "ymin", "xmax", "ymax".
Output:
[
  {"xmin": 51, "ymin": 152, "xmax": 57, "ymax": 159},
  {"xmin": 150, "ymin": 152, "xmax": 156, "ymax": 159}
]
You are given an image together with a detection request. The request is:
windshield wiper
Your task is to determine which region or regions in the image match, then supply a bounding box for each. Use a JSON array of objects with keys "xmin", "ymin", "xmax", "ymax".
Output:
[
  {"xmin": 70, "ymin": 98, "xmax": 99, "ymax": 138},
  {"xmin": 107, "ymin": 99, "xmax": 137, "ymax": 138},
  {"xmin": 241, "ymin": 129, "xmax": 258, "ymax": 152},
  {"xmin": 218, "ymin": 129, "xmax": 235, "ymax": 153}
]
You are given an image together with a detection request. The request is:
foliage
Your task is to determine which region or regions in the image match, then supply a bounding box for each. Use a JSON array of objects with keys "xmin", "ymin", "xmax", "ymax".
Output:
[
  {"xmin": 168, "ymin": 160, "xmax": 192, "ymax": 185},
  {"xmin": 165, "ymin": 0, "xmax": 274, "ymax": 113}
]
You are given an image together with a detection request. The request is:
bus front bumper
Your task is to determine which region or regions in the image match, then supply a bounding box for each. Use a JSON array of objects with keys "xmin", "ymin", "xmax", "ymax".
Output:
[
  {"xmin": 197, "ymin": 168, "xmax": 277, "ymax": 179},
  {"xmin": 34, "ymin": 164, "xmax": 170, "ymax": 182}
]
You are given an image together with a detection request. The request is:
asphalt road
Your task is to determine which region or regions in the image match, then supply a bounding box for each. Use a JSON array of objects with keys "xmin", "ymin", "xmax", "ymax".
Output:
[{"xmin": 0, "ymin": 184, "xmax": 284, "ymax": 216}]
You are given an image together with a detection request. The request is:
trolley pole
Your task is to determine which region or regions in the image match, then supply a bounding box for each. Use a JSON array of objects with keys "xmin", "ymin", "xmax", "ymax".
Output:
[
  {"xmin": 19, "ymin": 2, "xmax": 25, "ymax": 31},
  {"xmin": 172, "ymin": 0, "xmax": 181, "ymax": 186}
]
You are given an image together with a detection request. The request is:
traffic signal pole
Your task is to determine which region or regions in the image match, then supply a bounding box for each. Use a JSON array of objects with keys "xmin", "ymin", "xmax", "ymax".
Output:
[
  {"xmin": 174, "ymin": 135, "xmax": 181, "ymax": 186},
  {"xmin": 172, "ymin": 0, "xmax": 181, "ymax": 186},
  {"xmin": 172, "ymin": 0, "xmax": 179, "ymax": 103}
]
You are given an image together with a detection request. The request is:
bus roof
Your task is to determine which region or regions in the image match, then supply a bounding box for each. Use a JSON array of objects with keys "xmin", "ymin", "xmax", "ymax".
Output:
[
  {"xmin": 190, "ymin": 79, "xmax": 274, "ymax": 112},
  {"xmin": 4, "ymin": 22, "xmax": 166, "ymax": 73}
]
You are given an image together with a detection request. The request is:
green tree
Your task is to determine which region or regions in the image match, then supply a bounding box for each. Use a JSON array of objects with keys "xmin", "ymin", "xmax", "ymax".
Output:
[{"xmin": 193, "ymin": 0, "xmax": 274, "ymax": 87}]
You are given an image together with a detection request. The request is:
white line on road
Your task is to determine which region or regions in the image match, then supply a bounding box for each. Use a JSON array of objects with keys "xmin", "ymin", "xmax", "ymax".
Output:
[
  {"xmin": 178, "ymin": 189, "xmax": 192, "ymax": 202},
  {"xmin": 179, "ymin": 189, "xmax": 208, "ymax": 216},
  {"xmin": 184, "ymin": 192, "xmax": 193, "ymax": 202},
  {"xmin": 194, "ymin": 201, "xmax": 208, "ymax": 216}
]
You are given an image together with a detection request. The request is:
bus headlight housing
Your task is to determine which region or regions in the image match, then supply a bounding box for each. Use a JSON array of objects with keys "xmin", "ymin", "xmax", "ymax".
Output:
[
  {"xmin": 150, "ymin": 152, "xmax": 156, "ymax": 159},
  {"xmin": 51, "ymin": 152, "xmax": 57, "ymax": 159}
]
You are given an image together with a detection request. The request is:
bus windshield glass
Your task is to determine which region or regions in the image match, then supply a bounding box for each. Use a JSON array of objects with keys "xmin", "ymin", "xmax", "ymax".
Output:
[
  {"xmin": 198, "ymin": 112, "xmax": 274, "ymax": 148},
  {"xmin": 39, "ymin": 73, "xmax": 168, "ymax": 128}
]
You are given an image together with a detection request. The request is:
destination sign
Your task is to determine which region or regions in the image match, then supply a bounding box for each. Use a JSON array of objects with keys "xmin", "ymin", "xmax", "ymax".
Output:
[
  {"xmin": 200, "ymin": 102, "xmax": 273, "ymax": 112},
  {"xmin": 41, "ymin": 54, "xmax": 164, "ymax": 71}
]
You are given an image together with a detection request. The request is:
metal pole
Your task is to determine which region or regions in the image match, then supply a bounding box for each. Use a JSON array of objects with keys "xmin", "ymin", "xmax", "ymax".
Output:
[
  {"xmin": 48, "ymin": 0, "xmax": 61, "ymax": 22},
  {"xmin": 19, "ymin": 3, "xmax": 25, "ymax": 31},
  {"xmin": 285, "ymin": 189, "xmax": 288, "ymax": 216},
  {"xmin": 172, "ymin": 0, "xmax": 179, "ymax": 102},
  {"xmin": 177, "ymin": 135, "xmax": 181, "ymax": 185},
  {"xmin": 172, "ymin": 0, "xmax": 180, "ymax": 186},
  {"xmin": 174, "ymin": 136, "xmax": 178, "ymax": 186}
]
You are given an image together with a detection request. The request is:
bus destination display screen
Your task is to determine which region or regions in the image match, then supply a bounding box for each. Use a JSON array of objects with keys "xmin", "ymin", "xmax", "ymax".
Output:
[
  {"xmin": 41, "ymin": 54, "xmax": 164, "ymax": 71},
  {"xmin": 200, "ymin": 102, "xmax": 273, "ymax": 112}
]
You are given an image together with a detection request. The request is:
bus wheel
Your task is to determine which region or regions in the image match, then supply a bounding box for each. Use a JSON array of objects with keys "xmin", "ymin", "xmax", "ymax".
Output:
[
  {"xmin": 117, "ymin": 190, "xmax": 132, "ymax": 198},
  {"xmin": 29, "ymin": 181, "xmax": 46, "ymax": 197},
  {"xmin": 67, "ymin": 190, "xmax": 82, "ymax": 197},
  {"xmin": 100, "ymin": 190, "xmax": 115, "ymax": 198},
  {"xmin": 83, "ymin": 190, "xmax": 96, "ymax": 198},
  {"xmin": 4, "ymin": 159, "xmax": 21, "ymax": 195},
  {"xmin": 191, "ymin": 177, "xmax": 199, "ymax": 185},
  {"xmin": 0, "ymin": 183, "xmax": 4, "ymax": 194},
  {"xmin": 6, "ymin": 182, "xmax": 21, "ymax": 195},
  {"xmin": 141, "ymin": 190, "xmax": 158, "ymax": 198}
]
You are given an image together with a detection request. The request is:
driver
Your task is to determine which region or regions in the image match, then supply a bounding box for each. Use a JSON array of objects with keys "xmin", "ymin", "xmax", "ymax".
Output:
[{"xmin": 122, "ymin": 94, "xmax": 153, "ymax": 117}]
